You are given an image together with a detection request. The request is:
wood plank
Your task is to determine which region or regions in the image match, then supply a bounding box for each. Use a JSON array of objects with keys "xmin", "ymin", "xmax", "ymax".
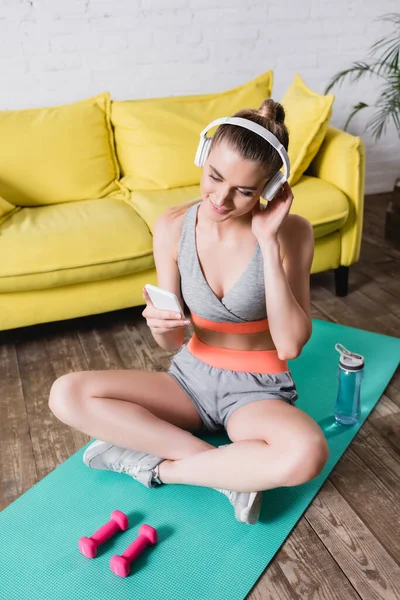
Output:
[
  {"xmin": 0, "ymin": 342, "xmax": 37, "ymax": 510},
  {"xmin": 349, "ymin": 269, "xmax": 400, "ymax": 318},
  {"xmin": 388, "ymin": 368, "xmax": 400, "ymax": 396},
  {"xmin": 306, "ymin": 479, "xmax": 400, "ymax": 600},
  {"xmin": 369, "ymin": 392, "xmax": 400, "ymax": 422},
  {"xmin": 340, "ymin": 290, "xmax": 400, "ymax": 337},
  {"xmin": 15, "ymin": 330, "xmax": 89, "ymax": 478},
  {"xmin": 329, "ymin": 446, "xmax": 400, "ymax": 562},
  {"xmin": 75, "ymin": 309, "xmax": 175, "ymax": 373},
  {"xmin": 350, "ymin": 419, "xmax": 400, "ymax": 493},
  {"xmin": 247, "ymin": 562, "xmax": 299, "ymax": 600},
  {"xmin": 310, "ymin": 301, "xmax": 332, "ymax": 322},
  {"xmin": 311, "ymin": 284, "xmax": 379, "ymax": 332},
  {"xmin": 369, "ymin": 413, "xmax": 400, "ymax": 455},
  {"xmin": 44, "ymin": 328, "xmax": 93, "ymax": 459},
  {"xmin": 311, "ymin": 278, "xmax": 400, "ymax": 336},
  {"xmin": 357, "ymin": 254, "xmax": 400, "ymax": 289},
  {"xmin": 274, "ymin": 516, "xmax": 361, "ymax": 599},
  {"xmin": 358, "ymin": 242, "xmax": 396, "ymax": 268},
  {"xmin": 318, "ymin": 281, "xmax": 399, "ymax": 336},
  {"xmin": 386, "ymin": 370, "xmax": 400, "ymax": 411},
  {"xmin": 367, "ymin": 393, "xmax": 400, "ymax": 455},
  {"xmin": 362, "ymin": 233, "xmax": 400, "ymax": 262}
]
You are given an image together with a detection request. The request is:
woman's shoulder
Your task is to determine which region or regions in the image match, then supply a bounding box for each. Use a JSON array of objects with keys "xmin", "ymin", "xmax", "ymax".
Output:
[
  {"xmin": 279, "ymin": 214, "xmax": 314, "ymax": 262},
  {"xmin": 154, "ymin": 199, "xmax": 199, "ymax": 233},
  {"xmin": 282, "ymin": 213, "xmax": 313, "ymax": 236},
  {"xmin": 153, "ymin": 199, "xmax": 201, "ymax": 257}
]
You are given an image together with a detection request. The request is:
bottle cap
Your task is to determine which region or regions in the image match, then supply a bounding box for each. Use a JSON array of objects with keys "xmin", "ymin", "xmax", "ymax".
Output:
[{"xmin": 335, "ymin": 344, "xmax": 364, "ymax": 371}]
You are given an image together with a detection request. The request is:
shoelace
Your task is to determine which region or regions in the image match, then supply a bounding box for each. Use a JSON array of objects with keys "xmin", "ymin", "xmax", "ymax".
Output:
[
  {"xmin": 216, "ymin": 488, "xmax": 236, "ymax": 502},
  {"xmin": 112, "ymin": 462, "xmax": 140, "ymax": 477}
]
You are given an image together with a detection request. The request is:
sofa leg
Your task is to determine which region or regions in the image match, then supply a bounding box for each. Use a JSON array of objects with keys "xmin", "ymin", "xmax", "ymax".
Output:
[{"xmin": 334, "ymin": 266, "xmax": 349, "ymax": 296}]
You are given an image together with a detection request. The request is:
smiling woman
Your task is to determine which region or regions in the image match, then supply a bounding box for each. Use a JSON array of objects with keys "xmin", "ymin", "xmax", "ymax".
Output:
[{"xmin": 49, "ymin": 98, "xmax": 326, "ymax": 528}]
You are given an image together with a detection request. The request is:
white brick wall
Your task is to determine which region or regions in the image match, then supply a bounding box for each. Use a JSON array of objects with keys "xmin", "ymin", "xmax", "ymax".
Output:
[{"xmin": 0, "ymin": 0, "xmax": 399, "ymax": 193}]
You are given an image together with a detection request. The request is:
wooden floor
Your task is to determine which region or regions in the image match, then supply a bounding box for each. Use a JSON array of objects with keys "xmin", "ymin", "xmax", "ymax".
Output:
[{"xmin": 1, "ymin": 193, "xmax": 399, "ymax": 599}]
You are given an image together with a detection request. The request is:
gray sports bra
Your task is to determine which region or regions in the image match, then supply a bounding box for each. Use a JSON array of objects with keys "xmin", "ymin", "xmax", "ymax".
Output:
[{"xmin": 178, "ymin": 202, "xmax": 267, "ymax": 324}]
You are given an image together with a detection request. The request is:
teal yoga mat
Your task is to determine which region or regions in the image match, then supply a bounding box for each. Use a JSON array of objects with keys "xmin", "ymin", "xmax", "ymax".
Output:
[{"xmin": 1, "ymin": 320, "xmax": 399, "ymax": 600}]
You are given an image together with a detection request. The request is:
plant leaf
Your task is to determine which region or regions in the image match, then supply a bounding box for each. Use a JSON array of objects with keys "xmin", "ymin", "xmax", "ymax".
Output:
[
  {"xmin": 324, "ymin": 62, "xmax": 382, "ymax": 94},
  {"xmin": 343, "ymin": 103, "xmax": 369, "ymax": 131},
  {"xmin": 325, "ymin": 11, "xmax": 400, "ymax": 140}
]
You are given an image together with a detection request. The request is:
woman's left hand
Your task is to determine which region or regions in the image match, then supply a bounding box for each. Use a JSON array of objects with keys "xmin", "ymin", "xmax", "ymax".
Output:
[{"xmin": 251, "ymin": 181, "xmax": 294, "ymax": 242}]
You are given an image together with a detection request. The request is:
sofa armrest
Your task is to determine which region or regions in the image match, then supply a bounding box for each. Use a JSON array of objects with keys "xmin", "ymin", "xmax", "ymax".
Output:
[{"xmin": 307, "ymin": 126, "xmax": 365, "ymax": 266}]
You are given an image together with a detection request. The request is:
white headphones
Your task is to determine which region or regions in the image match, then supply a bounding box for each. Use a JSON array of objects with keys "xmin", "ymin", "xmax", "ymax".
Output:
[{"xmin": 194, "ymin": 116, "xmax": 290, "ymax": 201}]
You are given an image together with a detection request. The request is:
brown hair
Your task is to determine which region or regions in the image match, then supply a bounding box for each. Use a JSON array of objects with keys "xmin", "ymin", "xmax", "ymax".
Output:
[{"xmin": 210, "ymin": 99, "xmax": 289, "ymax": 179}]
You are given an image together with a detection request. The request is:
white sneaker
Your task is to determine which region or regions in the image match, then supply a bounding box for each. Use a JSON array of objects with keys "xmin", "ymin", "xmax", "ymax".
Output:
[
  {"xmin": 216, "ymin": 489, "xmax": 263, "ymax": 525},
  {"xmin": 83, "ymin": 440, "xmax": 164, "ymax": 488}
]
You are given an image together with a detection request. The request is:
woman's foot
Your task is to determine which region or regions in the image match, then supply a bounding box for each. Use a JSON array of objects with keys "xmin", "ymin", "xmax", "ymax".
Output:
[
  {"xmin": 83, "ymin": 439, "xmax": 164, "ymax": 488},
  {"xmin": 216, "ymin": 489, "xmax": 263, "ymax": 525},
  {"xmin": 83, "ymin": 440, "xmax": 262, "ymax": 523}
]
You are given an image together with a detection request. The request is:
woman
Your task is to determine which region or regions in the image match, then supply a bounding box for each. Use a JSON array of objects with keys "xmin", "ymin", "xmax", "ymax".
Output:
[{"xmin": 49, "ymin": 99, "xmax": 329, "ymax": 525}]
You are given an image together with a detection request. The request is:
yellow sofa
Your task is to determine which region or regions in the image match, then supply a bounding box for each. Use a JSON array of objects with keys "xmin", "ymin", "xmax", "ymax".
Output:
[{"xmin": 0, "ymin": 76, "xmax": 365, "ymax": 332}]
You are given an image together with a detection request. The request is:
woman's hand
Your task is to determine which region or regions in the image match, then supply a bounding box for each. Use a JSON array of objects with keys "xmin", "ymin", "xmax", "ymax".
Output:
[
  {"xmin": 251, "ymin": 181, "xmax": 294, "ymax": 243},
  {"xmin": 141, "ymin": 287, "xmax": 191, "ymax": 335}
]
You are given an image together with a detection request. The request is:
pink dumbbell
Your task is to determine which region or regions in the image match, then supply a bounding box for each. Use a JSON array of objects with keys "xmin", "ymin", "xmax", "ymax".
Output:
[
  {"xmin": 79, "ymin": 510, "xmax": 129, "ymax": 558},
  {"xmin": 110, "ymin": 524, "xmax": 158, "ymax": 577}
]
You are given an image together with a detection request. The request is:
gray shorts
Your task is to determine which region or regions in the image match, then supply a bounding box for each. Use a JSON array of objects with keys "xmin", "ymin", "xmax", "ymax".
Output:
[{"xmin": 167, "ymin": 344, "xmax": 299, "ymax": 433}]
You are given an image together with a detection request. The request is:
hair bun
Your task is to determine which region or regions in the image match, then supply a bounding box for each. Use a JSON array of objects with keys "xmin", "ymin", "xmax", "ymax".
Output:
[{"xmin": 258, "ymin": 99, "xmax": 285, "ymax": 124}]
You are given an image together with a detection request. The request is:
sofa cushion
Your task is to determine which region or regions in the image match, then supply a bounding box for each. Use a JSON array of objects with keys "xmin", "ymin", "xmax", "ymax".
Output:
[
  {"xmin": 290, "ymin": 175, "xmax": 349, "ymax": 237},
  {"xmin": 0, "ymin": 198, "xmax": 154, "ymax": 293},
  {"xmin": 281, "ymin": 74, "xmax": 335, "ymax": 186},
  {"xmin": 0, "ymin": 93, "xmax": 127, "ymax": 207},
  {"xmin": 127, "ymin": 186, "xmax": 202, "ymax": 233},
  {"xmin": 111, "ymin": 70, "xmax": 273, "ymax": 192},
  {"xmin": 0, "ymin": 195, "xmax": 20, "ymax": 226},
  {"xmin": 127, "ymin": 175, "xmax": 349, "ymax": 240}
]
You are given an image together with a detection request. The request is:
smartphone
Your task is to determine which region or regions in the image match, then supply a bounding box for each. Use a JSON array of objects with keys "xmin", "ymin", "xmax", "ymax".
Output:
[{"xmin": 144, "ymin": 284, "xmax": 185, "ymax": 317}]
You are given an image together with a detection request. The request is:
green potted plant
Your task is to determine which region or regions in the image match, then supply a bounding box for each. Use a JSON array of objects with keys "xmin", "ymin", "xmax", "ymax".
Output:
[{"xmin": 324, "ymin": 12, "xmax": 400, "ymax": 247}]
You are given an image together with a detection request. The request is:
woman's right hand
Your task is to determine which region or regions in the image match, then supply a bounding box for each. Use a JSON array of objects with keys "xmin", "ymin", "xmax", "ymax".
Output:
[{"xmin": 141, "ymin": 287, "xmax": 191, "ymax": 335}]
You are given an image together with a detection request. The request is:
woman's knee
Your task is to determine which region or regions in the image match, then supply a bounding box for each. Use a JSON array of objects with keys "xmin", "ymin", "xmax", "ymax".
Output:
[
  {"xmin": 48, "ymin": 372, "xmax": 87, "ymax": 424},
  {"xmin": 282, "ymin": 430, "xmax": 329, "ymax": 486}
]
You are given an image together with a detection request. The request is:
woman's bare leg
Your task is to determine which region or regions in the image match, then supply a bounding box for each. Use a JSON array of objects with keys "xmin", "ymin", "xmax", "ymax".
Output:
[
  {"xmin": 49, "ymin": 374, "xmax": 328, "ymax": 492},
  {"xmin": 49, "ymin": 370, "xmax": 214, "ymax": 460},
  {"xmin": 159, "ymin": 399, "xmax": 329, "ymax": 491}
]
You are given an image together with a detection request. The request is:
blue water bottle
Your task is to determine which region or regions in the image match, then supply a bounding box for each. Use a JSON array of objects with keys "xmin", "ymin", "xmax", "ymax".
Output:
[{"xmin": 334, "ymin": 343, "xmax": 365, "ymax": 425}]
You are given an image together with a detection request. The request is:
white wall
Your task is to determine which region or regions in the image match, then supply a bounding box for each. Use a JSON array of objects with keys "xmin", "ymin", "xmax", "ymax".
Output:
[{"xmin": 0, "ymin": 0, "xmax": 399, "ymax": 194}]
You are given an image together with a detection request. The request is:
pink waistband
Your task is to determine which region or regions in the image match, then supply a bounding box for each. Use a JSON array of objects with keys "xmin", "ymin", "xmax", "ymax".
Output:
[
  {"xmin": 190, "ymin": 312, "xmax": 269, "ymax": 334},
  {"xmin": 186, "ymin": 334, "xmax": 288, "ymax": 374}
]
